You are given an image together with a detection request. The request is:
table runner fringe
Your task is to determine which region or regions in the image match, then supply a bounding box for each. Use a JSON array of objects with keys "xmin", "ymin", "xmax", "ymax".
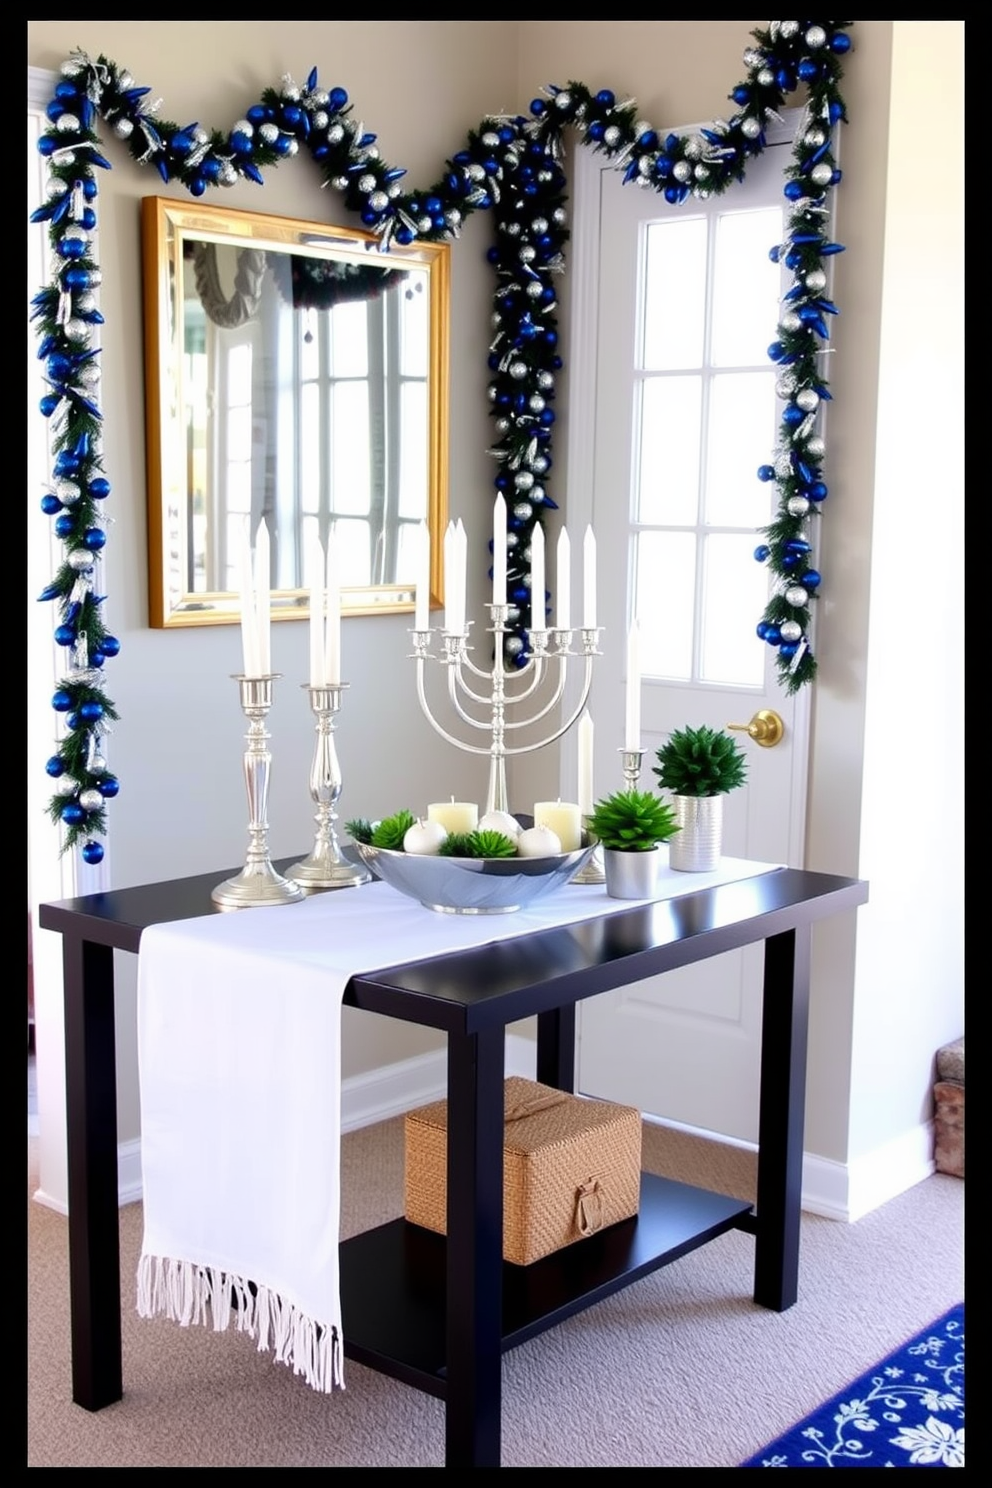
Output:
[{"xmin": 136, "ymin": 1253, "xmax": 343, "ymax": 1392}]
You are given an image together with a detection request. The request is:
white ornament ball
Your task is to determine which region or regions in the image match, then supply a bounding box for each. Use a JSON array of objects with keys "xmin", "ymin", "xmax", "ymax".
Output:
[
  {"xmin": 516, "ymin": 824, "xmax": 562, "ymax": 858},
  {"xmin": 526, "ymin": 280, "xmax": 544, "ymax": 299},
  {"xmin": 402, "ymin": 818, "xmax": 448, "ymax": 855},
  {"xmin": 757, "ymin": 68, "xmax": 775, "ymax": 88},
  {"xmin": 805, "ymin": 25, "xmax": 827, "ymax": 48},
  {"xmin": 478, "ymin": 810, "xmax": 520, "ymax": 840}
]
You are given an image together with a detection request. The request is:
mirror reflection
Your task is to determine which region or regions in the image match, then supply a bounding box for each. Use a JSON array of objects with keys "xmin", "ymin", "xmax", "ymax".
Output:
[{"xmin": 142, "ymin": 197, "xmax": 450, "ymax": 627}]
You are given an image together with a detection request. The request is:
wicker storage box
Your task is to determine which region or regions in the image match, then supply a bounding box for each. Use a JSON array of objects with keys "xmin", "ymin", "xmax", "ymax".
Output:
[{"xmin": 404, "ymin": 1075, "xmax": 642, "ymax": 1265}]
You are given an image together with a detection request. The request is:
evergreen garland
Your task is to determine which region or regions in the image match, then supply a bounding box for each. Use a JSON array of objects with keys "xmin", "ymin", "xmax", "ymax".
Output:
[{"xmin": 30, "ymin": 21, "xmax": 852, "ymax": 861}]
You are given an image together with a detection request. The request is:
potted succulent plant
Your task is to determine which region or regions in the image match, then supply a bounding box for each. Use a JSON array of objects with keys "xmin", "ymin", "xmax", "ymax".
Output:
[
  {"xmin": 586, "ymin": 787, "xmax": 680, "ymax": 899},
  {"xmin": 652, "ymin": 724, "xmax": 747, "ymax": 872}
]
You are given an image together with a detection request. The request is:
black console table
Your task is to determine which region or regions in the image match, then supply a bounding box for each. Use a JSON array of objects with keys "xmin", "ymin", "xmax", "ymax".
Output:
[{"xmin": 38, "ymin": 862, "xmax": 867, "ymax": 1468}]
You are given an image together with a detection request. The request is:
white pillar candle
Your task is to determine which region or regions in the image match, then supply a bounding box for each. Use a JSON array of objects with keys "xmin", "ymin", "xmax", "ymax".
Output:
[
  {"xmin": 530, "ymin": 522, "xmax": 546, "ymax": 634},
  {"xmin": 556, "ymin": 526, "xmax": 570, "ymax": 630},
  {"xmin": 427, "ymin": 798, "xmax": 479, "ymax": 835},
  {"xmin": 308, "ymin": 536, "xmax": 325, "ymax": 688},
  {"xmin": 415, "ymin": 520, "xmax": 430, "ymax": 631},
  {"xmin": 625, "ymin": 619, "xmax": 641, "ymax": 752},
  {"xmin": 255, "ymin": 519, "xmax": 271, "ymax": 676},
  {"xmin": 239, "ymin": 519, "xmax": 261, "ymax": 678},
  {"xmin": 577, "ymin": 710, "xmax": 594, "ymax": 817},
  {"xmin": 324, "ymin": 536, "xmax": 341, "ymax": 685},
  {"xmin": 583, "ymin": 526, "xmax": 597, "ymax": 629},
  {"xmin": 534, "ymin": 799, "xmax": 582, "ymax": 852},
  {"xmin": 492, "ymin": 493, "xmax": 507, "ymax": 606}
]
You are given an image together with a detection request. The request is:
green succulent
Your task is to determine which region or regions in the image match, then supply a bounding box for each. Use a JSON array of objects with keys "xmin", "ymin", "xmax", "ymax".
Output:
[
  {"xmin": 370, "ymin": 809, "xmax": 417, "ymax": 849},
  {"xmin": 653, "ymin": 725, "xmax": 747, "ymax": 798},
  {"xmin": 438, "ymin": 832, "xmax": 476, "ymax": 857},
  {"xmin": 586, "ymin": 788, "xmax": 680, "ymax": 852},
  {"xmin": 438, "ymin": 829, "xmax": 517, "ymax": 859},
  {"xmin": 344, "ymin": 817, "xmax": 374, "ymax": 845}
]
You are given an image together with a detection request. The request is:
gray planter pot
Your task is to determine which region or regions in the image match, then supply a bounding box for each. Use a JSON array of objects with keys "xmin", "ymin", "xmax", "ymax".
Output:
[
  {"xmin": 603, "ymin": 845, "xmax": 661, "ymax": 899},
  {"xmin": 669, "ymin": 795, "xmax": 723, "ymax": 872}
]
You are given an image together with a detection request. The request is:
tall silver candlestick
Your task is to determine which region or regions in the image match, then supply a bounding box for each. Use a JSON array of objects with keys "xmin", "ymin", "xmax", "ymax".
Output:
[
  {"xmin": 287, "ymin": 682, "xmax": 370, "ymax": 891},
  {"xmin": 412, "ymin": 606, "xmax": 601, "ymax": 818},
  {"xmin": 212, "ymin": 675, "xmax": 305, "ymax": 909}
]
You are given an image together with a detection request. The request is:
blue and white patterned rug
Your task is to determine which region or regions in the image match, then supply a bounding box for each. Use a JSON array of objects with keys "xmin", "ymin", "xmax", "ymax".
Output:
[{"xmin": 741, "ymin": 1304, "xmax": 964, "ymax": 1468}]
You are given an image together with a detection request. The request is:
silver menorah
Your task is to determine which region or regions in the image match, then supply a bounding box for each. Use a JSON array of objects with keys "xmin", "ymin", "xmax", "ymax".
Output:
[{"xmin": 410, "ymin": 604, "xmax": 601, "ymax": 817}]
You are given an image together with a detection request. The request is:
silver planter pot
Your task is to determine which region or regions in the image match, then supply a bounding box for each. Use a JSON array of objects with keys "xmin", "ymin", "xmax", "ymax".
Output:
[
  {"xmin": 603, "ymin": 845, "xmax": 661, "ymax": 899},
  {"xmin": 669, "ymin": 795, "xmax": 723, "ymax": 873}
]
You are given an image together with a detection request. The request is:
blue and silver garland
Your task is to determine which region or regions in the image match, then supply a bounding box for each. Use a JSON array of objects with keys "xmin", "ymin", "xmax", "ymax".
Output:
[{"xmin": 30, "ymin": 20, "xmax": 851, "ymax": 861}]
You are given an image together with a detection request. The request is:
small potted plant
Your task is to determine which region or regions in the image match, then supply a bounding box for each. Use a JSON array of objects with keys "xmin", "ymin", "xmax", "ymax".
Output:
[
  {"xmin": 652, "ymin": 724, "xmax": 747, "ymax": 872},
  {"xmin": 586, "ymin": 787, "xmax": 680, "ymax": 899}
]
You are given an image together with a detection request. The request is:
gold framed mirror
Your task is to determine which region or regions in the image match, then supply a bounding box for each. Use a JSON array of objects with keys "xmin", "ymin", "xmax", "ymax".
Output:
[{"xmin": 141, "ymin": 195, "xmax": 450, "ymax": 628}]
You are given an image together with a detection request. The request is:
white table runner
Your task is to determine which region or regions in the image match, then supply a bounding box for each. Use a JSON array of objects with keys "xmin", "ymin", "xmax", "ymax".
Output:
[{"xmin": 136, "ymin": 855, "xmax": 779, "ymax": 1393}]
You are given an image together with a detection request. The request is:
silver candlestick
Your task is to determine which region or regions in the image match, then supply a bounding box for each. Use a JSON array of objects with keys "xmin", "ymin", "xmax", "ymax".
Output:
[
  {"xmin": 212, "ymin": 675, "xmax": 305, "ymax": 910},
  {"xmin": 620, "ymin": 747, "xmax": 645, "ymax": 790},
  {"xmin": 287, "ymin": 682, "xmax": 370, "ymax": 891},
  {"xmin": 411, "ymin": 605, "xmax": 601, "ymax": 817}
]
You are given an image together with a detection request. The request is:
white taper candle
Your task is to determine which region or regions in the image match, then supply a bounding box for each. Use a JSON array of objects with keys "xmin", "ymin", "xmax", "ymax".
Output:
[
  {"xmin": 556, "ymin": 526, "xmax": 570, "ymax": 630},
  {"xmin": 530, "ymin": 522, "xmax": 545, "ymax": 634},
  {"xmin": 583, "ymin": 526, "xmax": 597, "ymax": 629},
  {"xmin": 255, "ymin": 519, "xmax": 271, "ymax": 675},
  {"xmin": 324, "ymin": 535, "xmax": 341, "ymax": 685},
  {"xmin": 492, "ymin": 493, "xmax": 507, "ymax": 606},
  {"xmin": 309, "ymin": 535, "xmax": 325, "ymax": 688},
  {"xmin": 625, "ymin": 619, "xmax": 641, "ymax": 752}
]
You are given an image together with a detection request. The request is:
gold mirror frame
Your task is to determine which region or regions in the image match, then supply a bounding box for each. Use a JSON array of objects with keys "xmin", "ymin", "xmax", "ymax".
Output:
[{"xmin": 141, "ymin": 195, "xmax": 450, "ymax": 628}]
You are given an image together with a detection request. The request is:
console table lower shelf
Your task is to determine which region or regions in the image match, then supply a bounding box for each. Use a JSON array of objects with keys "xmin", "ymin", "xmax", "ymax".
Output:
[{"xmin": 340, "ymin": 1172, "xmax": 752, "ymax": 1394}]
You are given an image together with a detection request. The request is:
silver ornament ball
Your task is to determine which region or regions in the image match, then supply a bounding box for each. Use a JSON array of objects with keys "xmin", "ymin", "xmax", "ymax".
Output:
[
  {"xmin": 505, "ymin": 635, "xmax": 524, "ymax": 656},
  {"xmin": 673, "ymin": 160, "xmax": 692, "ymax": 182},
  {"xmin": 369, "ymin": 191, "xmax": 389, "ymax": 212},
  {"xmin": 805, "ymin": 129, "xmax": 826, "ymax": 149},
  {"xmin": 811, "ymin": 162, "xmax": 833, "ymax": 186},
  {"xmin": 64, "ymin": 318, "xmax": 89, "ymax": 342},
  {"xmin": 79, "ymin": 788, "xmax": 104, "ymax": 813},
  {"xmin": 55, "ymin": 774, "xmax": 77, "ymax": 797},
  {"xmin": 805, "ymin": 269, "xmax": 827, "ymax": 293},
  {"xmin": 114, "ymin": 118, "xmax": 134, "ymax": 140},
  {"xmin": 603, "ymin": 125, "xmax": 621, "ymax": 148},
  {"xmin": 741, "ymin": 117, "xmax": 761, "ymax": 139},
  {"xmin": 68, "ymin": 548, "xmax": 94, "ymax": 571},
  {"xmin": 514, "ymin": 502, "xmax": 532, "ymax": 521},
  {"xmin": 781, "ymin": 312, "xmax": 801, "ymax": 333},
  {"xmin": 805, "ymin": 436, "xmax": 826, "ymax": 458},
  {"xmin": 327, "ymin": 124, "xmax": 345, "ymax": 144},
  {"xmin": 554, "ymin": 91, "xmax": 572, "ymax": 110},
  {"xmin": 529, "ymin": 395, "xmax": 546, "ymax": 413},
  {"xmin": 531, "ymin": 217, "xmax": 548, "ymax": 234},
  {"xmin": 56, "ymin": 113, "xmax": 81, "ymax": 134},
  {"xmin": 805, "ymin": 26, "xmax": 827, "ymax": 48},
  {"xmin": 784, "ymin": 586, "xmax": 808, "ymax": 607},
  {"xmin": 515, "ymin": 470, "xmax": 535, "ymax": 490},
  {"xmin": 509, "ymin": 361, "xmax": 528, "ymax": 381},
  {"xmin": 796, "ymin": 388, "xmax": 819, "ymax": 412},
  {"xmin": 776, "ymin": 377, "xmax": 797, "ymax": 399},
  {"xmin": 526, "ymin": 281, "xmax": 544, "ymax": 299},
  {"xmin": 757, "ymin": 69, "xmax": 775, "ymax": 88},
  {"xmin": 787, "ymin": 496, "xmax": 811, "ymax": 517}
]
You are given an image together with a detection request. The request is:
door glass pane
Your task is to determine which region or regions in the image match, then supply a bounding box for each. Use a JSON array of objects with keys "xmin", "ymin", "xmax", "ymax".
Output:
[
  {"xmin": 398, "ymin": 382, "xmax": 427, "ymax": 519},
  {"xmin": 400, "ymin": 272, "xmax": 429, "ymax": 376},
  {"xmin": 334, "ymin": 517, "xmax": 372, "ymax": 585},
  {"xmin": 637, "ymin": 376, "xmax": 701, "ymax": 526},
  {"xmin": 634, "ymin": 530, "xmax": 696, "ymax": 680},
  {"xmin": 642, "ymin": 217, "xmax": 707, "ymax": 370},
  {"xmin": 330, "ymin": 384, "xmax": 370, "ymax": 514},
  {"xmin": 700, "ymin": 533, "xmax": 766, "ymax": 686},
  {"xmin": 329, "ymin": 300, "xmax": 368, "ymax": 378},
  {"xmin": 705, "ymin": 371, "xmax": 778, "ymax": 527},
  {"xmin": 711, "ymin": 207, "xmax": 784, "ymax": 366}
]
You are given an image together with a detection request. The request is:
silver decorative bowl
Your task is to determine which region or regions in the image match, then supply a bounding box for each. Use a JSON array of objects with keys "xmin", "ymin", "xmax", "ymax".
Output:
[{"xmin": 352, "ymin": 841, "xmax": 596, "ymax": 914}]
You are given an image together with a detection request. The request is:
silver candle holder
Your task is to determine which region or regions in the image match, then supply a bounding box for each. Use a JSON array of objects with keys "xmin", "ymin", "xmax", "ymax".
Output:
[
  {"xmin": 212, "ymin": 675, "xmax": 305, "ymax": 910},
  {"xmin": 620, "ymin": 747, "xmax": 645, "ymax": 790},
  {"xmin": 286, "ymin": 682, "xmax": 370, "ymax": 891},
  {"xmin": 411, "ymin": 605, "xmax": 601, "ymax": 817}
]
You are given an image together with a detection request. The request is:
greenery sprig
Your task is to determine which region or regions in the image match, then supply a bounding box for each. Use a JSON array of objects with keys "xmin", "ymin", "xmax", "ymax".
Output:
[{"xmin": 31, "ymin": 21, "xmax": 851, "ymax": 860}]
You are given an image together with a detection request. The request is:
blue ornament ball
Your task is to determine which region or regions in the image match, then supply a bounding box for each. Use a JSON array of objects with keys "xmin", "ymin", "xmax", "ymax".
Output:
[
  {"xmin": 89, "ymin": 477, "xmax": 111, "ymax": 499},
  {"xmin": 45, "ymin": 754, "xmax": 66, "ymax": 777},
  {"xmin": 52, "ymin": 689, "xmax": 73, "ymax": 712},
  {"xmin": 54, "ymin": 624, "xmax": 76, "ymax": 647},
  {"xmin": 82, "ymin": 840, "xmax": 105, "ymax": 865},
  {"xmin": 79, "ymin": 700, "xmax": 104, "ymax": 722},
  {"xmin": 100, "ymin": 634, "xmax": 121, "ymax": 658},
  {"xmin": 98, "ymin": 776, "xmax": 120, "ymax": 799},
  {"xmin": 83, "ymin": 527, "xmax": 107, "ymax": 551},
  {"xmin": 753, "ymin": 544, "xmax": 771, "ymax": 563},
  {"xmin": 61, "ymin": 802, "xmax": 85, "ymax": 826},
  {"xmin": 757, "ymin": 465, "xmax": 775, "ymax": 482},
  {"xmin": 41, "ymin": 494, "xmax": 62, "ymax": 515},
  {"xmin": 799, "ymin": 569, "xmax": 822, "ymax": 589}
]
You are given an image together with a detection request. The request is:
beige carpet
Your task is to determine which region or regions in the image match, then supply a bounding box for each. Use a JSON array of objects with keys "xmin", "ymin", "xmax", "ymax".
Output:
[{"xmin": 27, "ymin": 1121, "xmax": 963, "ymax": 1468}]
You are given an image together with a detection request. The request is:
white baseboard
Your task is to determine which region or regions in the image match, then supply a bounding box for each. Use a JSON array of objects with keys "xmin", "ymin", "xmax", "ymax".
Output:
[{"xmin": 35, "ymin": 1045, "xmax": 933, "ymax": 1224}]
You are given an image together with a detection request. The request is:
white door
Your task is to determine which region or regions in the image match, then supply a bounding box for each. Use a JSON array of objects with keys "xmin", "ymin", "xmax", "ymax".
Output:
[{"xmin": 568, "ymin": 124, "xmax": 813, "ymax": 1143}]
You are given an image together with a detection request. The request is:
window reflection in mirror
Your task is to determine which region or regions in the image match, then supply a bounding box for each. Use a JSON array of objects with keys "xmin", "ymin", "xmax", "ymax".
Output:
[{"xmin": 142, "ymin": 197, "xmax": 449, "ymax": 627}]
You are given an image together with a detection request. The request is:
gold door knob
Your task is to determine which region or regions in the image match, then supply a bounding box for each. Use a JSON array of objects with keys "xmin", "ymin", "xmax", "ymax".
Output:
[{"xmin": 727, "ymin": 709, "xmax": 785, "ymax": 748}]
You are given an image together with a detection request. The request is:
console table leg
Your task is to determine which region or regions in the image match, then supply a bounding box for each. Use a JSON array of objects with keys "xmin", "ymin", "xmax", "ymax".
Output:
[
  {"xmin": 62, "ymin": 935, "xmax": 123, "ymax": 1409},
  {"xmin": 444, "ymin": 1025, "xmax": 505, "ymax": 1467},
  {"xmin": 536, "ymin": 1004, "xmax": 575, "ymax": 1090},
  {"xmin": 753, "ymin": 926, "xmax": 811, "ymax": 1312}
]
